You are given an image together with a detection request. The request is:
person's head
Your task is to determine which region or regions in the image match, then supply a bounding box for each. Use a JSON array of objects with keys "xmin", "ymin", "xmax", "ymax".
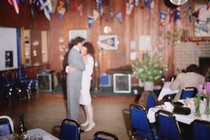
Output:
[
  {"xmin": 70, "ymin": 36, "xmax": 85, "ymax": 50},
  {"xmin": 81, "ymin": 42, "xmax": 95, "ymax": 56},
  {"xmin": 186, "ymin": 64, "xmax": 200, "ymax": 73}
]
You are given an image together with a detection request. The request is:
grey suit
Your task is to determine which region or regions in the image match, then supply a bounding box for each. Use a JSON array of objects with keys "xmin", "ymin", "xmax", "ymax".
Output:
[{"xmin": 66, "ymin": 46, "xmax": 85, "ymax": 120}]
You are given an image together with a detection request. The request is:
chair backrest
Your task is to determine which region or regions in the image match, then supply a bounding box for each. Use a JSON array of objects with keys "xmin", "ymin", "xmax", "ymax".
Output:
[
  {"xmin": 0, "ymin": 115, "xmax": 14, "ymax": 136},
  {"xmin": 60, "ymin": 119, "xmax": 80, "ymax": 140},
  {"xmin": 155, "ymin": 110, "xmax": 182, "ymax": 140},
  {"xmin": 92, "ymin": 131, "xmax": 119, "ymax": 140},
  {"xmin": 192, "ymin": 119, "xmax": 210, "ymax": 140},
  {"xmin": 180, "ymin": 87, "xmax": 197, "ymax": 99},
  {"xmin": 129, "ymin": 104, "xmax": 156, "ymax": 140},
  {"xmin": 17, "ymin": 64, "xmax": 27, "ymax": 80},
  {"xmin": 147, "ymin": 93, "xmax": 157, "ymax": 110},
  {"xmin": 138, "ymin": 91, "xmax": 157, "ymax": 110}
]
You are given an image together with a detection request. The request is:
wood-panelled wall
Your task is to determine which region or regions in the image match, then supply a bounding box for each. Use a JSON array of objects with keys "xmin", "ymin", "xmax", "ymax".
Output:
[{"xmin": 1, "ymin": 0, "xmax": 207, "ymax": 84}]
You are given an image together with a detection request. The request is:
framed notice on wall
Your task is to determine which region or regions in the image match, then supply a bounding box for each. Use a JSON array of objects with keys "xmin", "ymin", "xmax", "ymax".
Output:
[{"xmin": 194, "ymin": 3, "xmax": 210, "ymax": 37}]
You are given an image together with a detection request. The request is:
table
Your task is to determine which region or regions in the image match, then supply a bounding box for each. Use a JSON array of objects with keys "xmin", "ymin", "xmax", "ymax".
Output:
[
  {"xmin": 147, "ymin": 99, "xmax": 210, "ymax": 125},
  {"xmin": 0, "ymin": 128, "xmax": 59, "ymax": 140},
  {"xmin": 158, "ymin": 82, "xmax": 179, "ymax": 101}
]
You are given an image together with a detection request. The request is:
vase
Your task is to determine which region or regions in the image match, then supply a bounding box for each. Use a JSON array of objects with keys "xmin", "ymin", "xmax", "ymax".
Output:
[
  {"xmin": 194, "ymin": 97, "xmax": 201, "ymax": 117},
  {"xmin": 144, "ymin": 82, "xmax": 154, "ymax": 91},
  {"xmin": 205, "ymin": 95, "xmax": 210, "ymax": 114}
]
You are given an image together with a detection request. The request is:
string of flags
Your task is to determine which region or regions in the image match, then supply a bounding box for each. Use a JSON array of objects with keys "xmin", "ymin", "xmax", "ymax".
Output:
[{"xmin": 6, "ymin": 0, "xmax": 210, "ymax": 28}]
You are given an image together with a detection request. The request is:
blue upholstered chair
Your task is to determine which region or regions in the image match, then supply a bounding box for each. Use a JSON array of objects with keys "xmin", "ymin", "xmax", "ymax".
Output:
[
  {"xmin": 92, "ymin": 131, "xmax": 119, "ymax": 140},
  {"xmin": 0, "ymin": 115, "xmax": 14, "ymax": 137},
  {"xmin": 147, "ymin": 93, "xmax": 157, "ymax": 110},
  {"xmin": 60, "ymin": 119, "xmax": 80, "ymax": 140},
  {"xmin": 155, "ymin": 110, "xmax": 182, "ymax": 140},
  {"xmin": 180, "ymin": 87, "xmax": 197, "ymax": 99},
  {"xmin": 192, "ymin": 119, "xmax": 210, "ymax": 140},
  {"xmin": 129, "ymin": 104, "xmax": 158, "ymax": 140},
  {"xmin": 16, "ymin": 64, "xmax": 38, "ymax": 99}
]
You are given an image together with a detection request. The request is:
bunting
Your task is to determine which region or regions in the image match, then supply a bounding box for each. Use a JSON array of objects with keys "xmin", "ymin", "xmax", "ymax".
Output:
[
  {"xmin": 39, "ymin": 0, "xmax": 52, "ymax": 21},
  {"xmin": 110, "ymin": 8, "xmax": 114, "ymax": 20},
  {"xmin": 96, "ymin": 0, "xmax": 103, "ymax": 10},
  {"xmin": 116, "ymin": 11, "xmax": 122, "ymax": 25},
  {"xmin": 65, "ymin": 0, "xmax": 69, "ymax": 12},
  {"xmin": 51, "ymin": 0, "xmax": 58, "ymax": 13},
  {"xmin": 93, "ymin": 10, "xmax": 99, "ymax": 21},
  {"xmin": 135, "ymin": 0, "xmax": 139, "ymax": 6},
  {"xmin": 192, "ymin": 9, "xmax": 200, "ymax": 23},
  {"xmin": 57, "ymin": 0, "xmax": 65, "ymax": 21},
  {"xmin": 207, "ymin": 0, "xmax": 210, "ymax": 10},
  {"xmin": 126, "ymin": 3, "xmax": 134, "ymax": 15},
  {"xmin": 160, "ymin": 11, "xmax": 167, "ymax": 26},
  {"xmin": 8, "ymin": 0, "xmax": 19, "ymax": 14},
  {"xmin": 169, "ymin": 9, "xmax": 174, "ymax": 24},
  {"xmin": 88, "ymin": 16, "xmax": 94, "ymax": 28},
  {"xmin": 77, "ymin": 4, "xmax": 83, "ymax": 16},
  {"xmin": 174, "ymin": 8, "xmax": 181, "ymax": 22},
  {"xmin": 145, "ymin": 0, "xmax": 150, "ymax": 10}
]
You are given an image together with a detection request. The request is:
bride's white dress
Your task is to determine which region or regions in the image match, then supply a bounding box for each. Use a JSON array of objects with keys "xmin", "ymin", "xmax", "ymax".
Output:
[{"xmin": 79, "ymin": 56, "xmax": 94, "ymax": 105}]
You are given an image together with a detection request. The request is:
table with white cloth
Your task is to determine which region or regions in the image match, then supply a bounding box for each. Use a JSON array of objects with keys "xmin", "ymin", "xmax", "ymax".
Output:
[
  {"xmin": 0, "ymin": 128, "xmax": 59, "ymax": 140},
  {"xmin": 158, "ymin": 82, "xmax": 179, "ymax": 101},
  {"xmin": 147, "ymin": 99, "xmax": 210, "ymax": 125}
]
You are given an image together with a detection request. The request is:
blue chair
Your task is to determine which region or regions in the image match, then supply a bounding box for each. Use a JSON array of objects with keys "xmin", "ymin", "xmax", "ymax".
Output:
[
  {"xmin": 0, "ymin": 115, "xmax": 14, "ymax": 137},
  {"xmin": 129, "ymin": 104, "xmax": 158, "ymax": 140},
  {"xmin": 93, "ymin": 131, "xmax": 119, "ymax": 140},
  {"xmin": 60, "ymin": 119, "xmax": 80, "ymax": 140},
  {"xmin": 180, "ymin": 87, "xmax": 197, "ymax": 99},
  {"xmin": 16, "ymin": 64, "xmax": 38, "ymax": 99},
  {"xmin": 155, "ymin": 110, "xmax": 182, "ymax": 140},
  {"xmin": 192, "ymin": 119, "xmax": 210, "ymax": 140},
  {"xmin": 147, "ymin": 93, "xmax": 157, "ymax": 110}
]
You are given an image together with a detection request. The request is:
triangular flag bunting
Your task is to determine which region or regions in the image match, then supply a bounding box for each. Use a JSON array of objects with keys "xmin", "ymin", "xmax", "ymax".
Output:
[
  {"xmin": 126, "ymin": 3, "xmax": 134, "ymax": 15},
  {"xmin": 160, "ymin": 10, "xmax": 167, "ymax": 26},
  {"xmin": 192, "ymin": 9, "xmax": 200, "ymax": 23},
  {"xmin": 116, "ymin": 11, "xmax": 122, "ymax": 25},
  {"xmin": 8, "ymin": 0, "xmax": 19, "ymax": 14},
  {"xmin": 77, "ymin": 4, "xmax": 83, "ymax": 16},
  {"xmin": 93, "ymin": 9, "xmax": 99, "ymax": 21},
  {"xmin": 88, "ymin": 16, "xmax": 94, "ymax": 28},
  {"xmin": 174, "ymin": 8, "xmax": 181, "ymax": 22}
]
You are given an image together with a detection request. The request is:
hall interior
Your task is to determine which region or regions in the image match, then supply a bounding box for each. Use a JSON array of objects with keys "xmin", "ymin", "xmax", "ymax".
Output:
[{"xmin": 0, "ymin": 94, "xmax": 138, "ymax": 140}]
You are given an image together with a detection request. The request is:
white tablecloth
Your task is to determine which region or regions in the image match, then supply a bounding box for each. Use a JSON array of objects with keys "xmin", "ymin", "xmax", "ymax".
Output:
[
  {"xmin": 158, "ymin": 82, "xmax": 179, "ymax": 101},
  {"xmin": 147, "ymin": 100, "xmax": 210, "ymax": 125},
  {"xmin": 0, "ymin": 128, "xmax": 59, "ymax": 140}
]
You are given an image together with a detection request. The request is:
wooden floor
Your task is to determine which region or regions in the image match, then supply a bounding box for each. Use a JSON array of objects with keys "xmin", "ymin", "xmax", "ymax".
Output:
[{"xmin": 0, "ymin": 93, "xmax": 138, "ymax": 140}]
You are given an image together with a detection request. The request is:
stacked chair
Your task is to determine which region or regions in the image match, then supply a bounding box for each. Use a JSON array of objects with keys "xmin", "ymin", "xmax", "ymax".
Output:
[{"xmin": 16, "ymin": 64, "xmax": 38, "ymax": 99}]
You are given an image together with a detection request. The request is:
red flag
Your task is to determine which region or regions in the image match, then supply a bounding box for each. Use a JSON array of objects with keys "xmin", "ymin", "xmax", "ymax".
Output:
[{"xmin": 8, "ymin": 0, "xmax": 19, "ymax": 14}]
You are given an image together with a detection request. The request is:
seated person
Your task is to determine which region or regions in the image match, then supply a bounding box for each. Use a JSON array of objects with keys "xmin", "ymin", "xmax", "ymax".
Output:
[{"xmin": 169, "ymin": 64, "xmax": 205, "ymax": 101}]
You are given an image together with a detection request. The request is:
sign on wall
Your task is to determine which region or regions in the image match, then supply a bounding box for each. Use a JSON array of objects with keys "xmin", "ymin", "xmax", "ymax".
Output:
[{"xmin": 0, "ymin": 27, "xmax": 18, "ymax": 70}]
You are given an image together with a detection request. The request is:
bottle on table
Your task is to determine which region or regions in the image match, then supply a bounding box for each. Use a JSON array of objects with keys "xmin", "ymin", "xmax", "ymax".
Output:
[{"xmin": 17, "ymin": 113, "xmax": 27, "ymax": 140}]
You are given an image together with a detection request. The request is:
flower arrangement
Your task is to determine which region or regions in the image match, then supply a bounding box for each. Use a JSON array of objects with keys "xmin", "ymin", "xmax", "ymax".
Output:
[
  {"xmin": 132, "ymin": 53, "xmax": 166, "ymax": 83},
  {"xmin": 194, "ymin": 82, "xmax": 210, "ymax": 116}
]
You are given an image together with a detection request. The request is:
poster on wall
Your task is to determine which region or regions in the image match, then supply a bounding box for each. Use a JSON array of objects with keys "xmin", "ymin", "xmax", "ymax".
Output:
[
  {"xmin": 5, "ymin": 51, "xmax": 13, "ymax": 67},
  {"xmin": 68, "ymin": 30, "xmax": 88, "ymax": 41},
  {"xmin": 98, "ymin": 35, "xmax": 118, "ymax": 50},
  {"xmin": 194, "ymin": 3, "xmax": 210, "ymax": 37},
  {"xmin": 0, "ymin": 27, "xmax": 18, "ymax": 70}
]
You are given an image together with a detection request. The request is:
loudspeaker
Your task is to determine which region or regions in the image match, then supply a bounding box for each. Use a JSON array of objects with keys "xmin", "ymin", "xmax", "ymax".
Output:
[{"xmin": 113, "ymin": 73, "xmax": 131, "ymax": 93}]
